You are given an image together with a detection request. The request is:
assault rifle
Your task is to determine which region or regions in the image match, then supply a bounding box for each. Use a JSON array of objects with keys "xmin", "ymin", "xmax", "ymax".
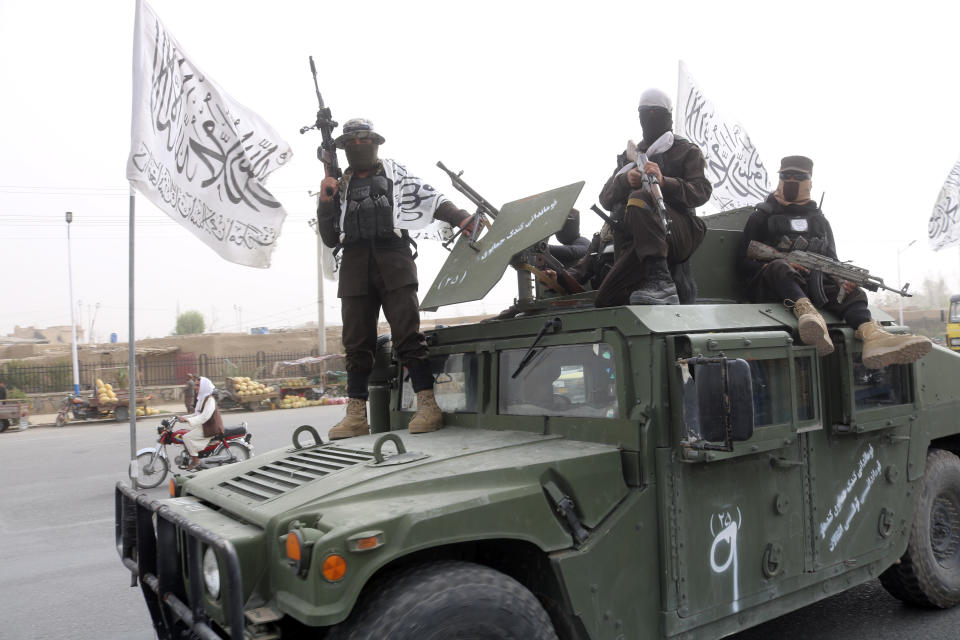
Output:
[
  {"xmin": 524, "ymin": 241, "xmax": 585, "ymax": 295},
  {"xmin": 746, "ymin": 240, "xmax": 911, "ymax": 302},
  {"xmin": 436, "ymin": 161, "xmax": 498, "ymax": 250},
  {"xmin": 299, "ymin": 56, "xmax": 340, "ymax": 198},
  {"xmin": 625, "ymin": 140, "xmax": 671, "ymax": 237}
]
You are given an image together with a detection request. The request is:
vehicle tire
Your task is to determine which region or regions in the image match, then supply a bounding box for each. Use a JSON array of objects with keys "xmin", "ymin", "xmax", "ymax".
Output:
[
  {"xmin": 54, "ymin": 413, "xmax": 67, "ymax": 428},
  {"xmin": 879, "ymin": 448, "xmax": 960, "ymax": 608},
  {"xmin": 133, "ymin": 450, "xmax": 169, "ymax": 489},
  {"xmin": 324, "ymin": 561, "xmax": 558, "ymax": 640},
  {"xmin": 0, "ymin": 419, "xmax": 8, "ymax": 433},
  {"xmin": 115, "ymin": 405, "xmax": 129, "ymax": 422},
  {"xmin": 214, "ymin": 442, "xmax": 252, "ymax": 463}
]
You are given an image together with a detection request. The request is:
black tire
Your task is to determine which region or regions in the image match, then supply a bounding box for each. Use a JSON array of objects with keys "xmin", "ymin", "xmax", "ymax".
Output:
[
  {"xmin": 133, "ymin": 450, "xmax": 169, "ymax": 489},
  {"xmin": 115, "ymin": 405, "xmax": 129, "ymax": 422},
  {"xmin": 214, "ymin": 442, "xmax": 252, "ymax": 463},
  {"xmin": 55, "ymin": 413, "xmax": 67, "ymax": 428},
  {"xmin": 879, "ymin": 448, "xmax": 960, "ymax": 608},
  {"xmin": 0, "ymin": 419, "xmax": 8, "ymax": 433},
  {"xmin": 325, "ymin": 561, "xmax": 558, "ymax": 640}
]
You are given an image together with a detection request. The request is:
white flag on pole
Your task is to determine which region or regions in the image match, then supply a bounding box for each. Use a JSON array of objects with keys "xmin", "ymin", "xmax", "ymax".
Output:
[
  {"xmin": 928, "ymin": 156, "xmax": 960, "ymax": 251},
  {"xmin": 676, "ymin": 61, "xmax": 770, "ymax": 211},
  {"xmin": 127, "ymin": 0, "xmax": 292, "ymax": 268}
]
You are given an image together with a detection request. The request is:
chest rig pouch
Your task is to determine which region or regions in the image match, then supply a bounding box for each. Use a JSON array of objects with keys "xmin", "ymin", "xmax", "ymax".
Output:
[
  {"xmin": 759, "ymin": 203, "xmax": 829, "ymax": 253},
  {"xmin": 342, "ymin": 175, "xmax": 398, "ymax": 245}
]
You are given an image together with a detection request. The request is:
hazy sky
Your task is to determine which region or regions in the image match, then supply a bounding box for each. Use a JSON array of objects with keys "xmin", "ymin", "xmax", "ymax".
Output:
[{"xmin": 3, "ymin": 0, "xmax": 959, "ymax": 342}]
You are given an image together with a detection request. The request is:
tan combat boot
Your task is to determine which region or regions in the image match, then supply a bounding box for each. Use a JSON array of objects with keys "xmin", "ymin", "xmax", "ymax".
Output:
[
  {"xmin": 791, "ymin": 298, "xmax": 834, "ymax": 356},
  {"xmin": 856, "ymin": 320, "xmax": 932, "ymax": 369},
  {"xmin": 408, "ymin": 389, "xmax": 443, "ymax": 434},
  {"xmin": 328, "ymin": 398, "xmax": 370, "ymax": 440}
]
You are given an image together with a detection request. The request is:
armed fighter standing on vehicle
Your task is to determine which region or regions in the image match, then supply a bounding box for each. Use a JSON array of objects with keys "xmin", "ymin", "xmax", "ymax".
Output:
[
  {"xmin": 317, "ymin": 118, "xmax": 477, "ymax": 439},
  {"xmin": 737, "ymin": 154, "xmax": 931, "ymax": 368},
  {"xmin": 596, "ymin": 88, "xmax": 711, "ymax": 306}
]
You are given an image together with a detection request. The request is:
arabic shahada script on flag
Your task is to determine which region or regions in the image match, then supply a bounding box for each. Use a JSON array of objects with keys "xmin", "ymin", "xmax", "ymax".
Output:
[
  {"xmin": 676, "ymin": 61, "xmax": 769, "ymax": 211},
  {"xmin": 928, "ymin": 156, "xmax": 960, "ymax": 251},
  {"xmin": 127, "ymin": 0, "xmax": 292, "ymax": 268}
]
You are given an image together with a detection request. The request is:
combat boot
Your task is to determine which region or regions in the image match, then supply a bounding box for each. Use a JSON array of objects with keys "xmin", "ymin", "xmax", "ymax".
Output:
[
  {"xmin": 328, "ymin": 398, "xmax": 370, "ymax": 440},
  {"xmin": 629, "ymin": 257, "xmax": 679, "ymax": 305},
  {"xmin": 856, "ymin": 320, "xmax": 932, "ymax": 369},
  {"xmin": 408, "ymin": 389, "xmax": 443, "ymax": 434},
  {"xmin": 792, "ymin": 298, "xmax": 834, "ymax": 356}
]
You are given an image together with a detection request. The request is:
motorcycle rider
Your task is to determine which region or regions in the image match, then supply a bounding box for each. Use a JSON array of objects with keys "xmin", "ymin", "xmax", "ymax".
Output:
[{"xmin": 177, "ymin": 376, "xmax": 224, "ymax": 471}]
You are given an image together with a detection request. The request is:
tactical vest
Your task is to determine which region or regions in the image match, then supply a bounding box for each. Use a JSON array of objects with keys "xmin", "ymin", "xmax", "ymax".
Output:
[
  {"xmin": 341, "ymin": 175, "xmax": 402, "ymax": 246},
  {"xmin": 757, "ymin": 201, "xmax": 832, "ymax": 254}
]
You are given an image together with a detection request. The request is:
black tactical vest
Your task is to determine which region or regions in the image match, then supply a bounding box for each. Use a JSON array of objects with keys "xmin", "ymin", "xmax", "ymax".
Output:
[
  {"xmin": 341, "ymin": 175, "xmax": 398, "ymax": 245},
  {"xmin": 757, "ymin": 201, "xmax": 832, "ymax": 254}
]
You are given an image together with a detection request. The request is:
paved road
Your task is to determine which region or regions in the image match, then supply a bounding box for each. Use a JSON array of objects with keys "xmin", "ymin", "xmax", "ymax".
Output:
[{"xmin": 1, "ymin": 408, "xmax": 958, "ymax": 639}]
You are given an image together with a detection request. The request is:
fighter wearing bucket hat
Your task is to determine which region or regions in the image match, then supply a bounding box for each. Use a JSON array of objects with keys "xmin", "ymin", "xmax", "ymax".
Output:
[
  {"xmin": 737, "ymin": 155, "xmax": 931, "ymax": 369},
  {"xmin": 317, "ymin": 118, "xmax": 476, "ymax": 439},
  {"xmin": 596, "ymin": 88, "xmax": 712, "ymax": 307}
]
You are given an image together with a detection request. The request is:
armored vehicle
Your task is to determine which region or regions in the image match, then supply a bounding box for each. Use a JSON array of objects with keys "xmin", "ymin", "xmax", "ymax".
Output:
[{"xmin": 116, "ymin": 198, "xmax": 960, "ymax": 640}]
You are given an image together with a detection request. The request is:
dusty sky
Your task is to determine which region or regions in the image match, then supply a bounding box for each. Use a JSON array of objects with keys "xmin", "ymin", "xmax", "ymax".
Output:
[{"xmin": 2, "ymin": 0, "xmax": 959, "ymax": 341}]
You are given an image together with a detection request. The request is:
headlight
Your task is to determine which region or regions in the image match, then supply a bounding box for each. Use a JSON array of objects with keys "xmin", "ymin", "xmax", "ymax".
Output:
[
  {"xmin": 951, "ymin": 337, "xmax": 960, "ymax": 347},
  {"xmin": 203, "ymin": 547, "xmax": 221, "ymax": 599}
]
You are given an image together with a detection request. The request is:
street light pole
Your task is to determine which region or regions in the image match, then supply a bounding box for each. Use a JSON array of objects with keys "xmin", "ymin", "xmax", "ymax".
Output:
[
  {"xmin": 897, "ymin": 239, "xmax": 917, "ymax": 326},
  {"xmin": 65, "ymin": 212, "xmax": 80, "ymax": 395}
]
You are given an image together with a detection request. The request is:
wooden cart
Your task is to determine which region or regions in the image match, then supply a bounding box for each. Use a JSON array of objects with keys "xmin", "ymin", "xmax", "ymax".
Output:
[{"xmin": 223, "ymin": 377, "xmax": 281, "ymax": 411}]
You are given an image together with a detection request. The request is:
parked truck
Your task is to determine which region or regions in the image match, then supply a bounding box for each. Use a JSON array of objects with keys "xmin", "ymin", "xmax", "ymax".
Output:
[{"xmin": 115, "ymin": 203, "xmax": 960, "ymax": 640}]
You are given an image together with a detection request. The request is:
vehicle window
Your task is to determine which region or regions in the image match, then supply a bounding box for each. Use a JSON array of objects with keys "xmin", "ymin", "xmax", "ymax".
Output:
[
  {"xmin": 499, "ymin": 344, "xmax": 619, "ymax": 418},
  {"xmin": 951, "ymin": 301, "xmax": 960, "ymax": 323},
  {"xmin": 747, "ymin": 358, "xmax": 791, "ymax": 426},
  {"xmin": 853, "ymin": 356, "xmax": 911, "ymax": 410},
  {"xmin": 401, "ymin": 353, "xmax": 478, "ymax": 413}
]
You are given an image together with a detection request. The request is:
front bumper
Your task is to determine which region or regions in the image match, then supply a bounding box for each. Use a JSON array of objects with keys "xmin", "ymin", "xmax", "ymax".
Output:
[{"xmin": 115, "ymin": 482, "xmax": 245, "ymax": 640}]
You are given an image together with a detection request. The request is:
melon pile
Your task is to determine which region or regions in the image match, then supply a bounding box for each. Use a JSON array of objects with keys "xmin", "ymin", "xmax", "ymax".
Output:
[
  {"xmin": 96, "ymin": 379, "xmax": 117, "ymax": 404},
  {"xmin": 231, "ymin": 376, "xmax": 275, "ymax": 397},
  {"xmin": 136, "ymin": 406, "xmax": 161, "ymax": 416}
]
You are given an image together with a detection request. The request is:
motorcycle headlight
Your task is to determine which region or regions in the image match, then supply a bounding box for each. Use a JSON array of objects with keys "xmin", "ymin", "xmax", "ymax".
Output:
[{"xmin": 202, "ymin": 547, "xmax": 221, "ymax": 599}]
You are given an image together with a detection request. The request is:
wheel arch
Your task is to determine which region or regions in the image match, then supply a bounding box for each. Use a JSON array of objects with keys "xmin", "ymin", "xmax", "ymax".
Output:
[{"xmin": 344, "ymin": 538, "xmax": 588, "ymax": 640}]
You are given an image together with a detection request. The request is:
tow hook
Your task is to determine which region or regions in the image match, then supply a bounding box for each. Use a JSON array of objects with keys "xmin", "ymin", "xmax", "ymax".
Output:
[
  {"xmin": 244, "ymin": 607, "xmax": 281, "ymax": 640},
  {"xmin": 543, "ymin": 481, "xmax": 589, "ymax": 546}
]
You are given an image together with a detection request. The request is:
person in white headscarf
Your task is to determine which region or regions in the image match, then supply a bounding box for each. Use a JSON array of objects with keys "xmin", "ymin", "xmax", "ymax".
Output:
[{"xmin": 177, "ymin": 376, "xmax": 224, "ymax": 471}]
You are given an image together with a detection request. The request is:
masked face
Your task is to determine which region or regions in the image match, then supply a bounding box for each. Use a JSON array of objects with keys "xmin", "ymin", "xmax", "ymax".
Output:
[
  {"xmin": 345, "ymin": 140, "xmax": 379, "ymax": 170},
  {"xmin": 775, "ymin": 171, "xmax": 813, "ymax": 205},
  {"xmin": 638, "ymin": 106, "xmax": 672, "ymax": 145}
]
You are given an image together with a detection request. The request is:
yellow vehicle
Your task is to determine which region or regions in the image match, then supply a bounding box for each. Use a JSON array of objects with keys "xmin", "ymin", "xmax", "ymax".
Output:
[{"xmin": 947, "ymin": 294, "xmax": 960, "ymax": 351}]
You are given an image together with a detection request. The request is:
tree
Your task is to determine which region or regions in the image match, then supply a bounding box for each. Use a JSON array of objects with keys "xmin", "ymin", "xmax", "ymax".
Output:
[{"xmin": 174, "ymin": 311, "xmax": 205, "ymax": 335}]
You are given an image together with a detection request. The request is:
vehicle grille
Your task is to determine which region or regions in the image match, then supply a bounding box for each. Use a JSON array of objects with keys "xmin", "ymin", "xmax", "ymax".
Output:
[{"xmin": 215, "ymin": 446, "xmax": 375, "ymax": 504}]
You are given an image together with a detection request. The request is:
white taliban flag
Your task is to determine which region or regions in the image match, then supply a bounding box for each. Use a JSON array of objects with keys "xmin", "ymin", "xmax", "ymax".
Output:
[
  {"xmin": 928, "ymin": 155, "xmax": 960, "ymax": 251},
  {"xmin": 127, "ymin": 0, "xmax": 292, "ymax": 268},
  {"xmin": 676, "ymin": 61, "xmax": 770, "ymax": 211}
]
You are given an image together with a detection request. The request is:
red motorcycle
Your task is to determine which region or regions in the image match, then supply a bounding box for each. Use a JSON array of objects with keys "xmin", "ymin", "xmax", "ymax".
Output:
[{"xmin": 130, "ymin": 416, "xmax": 254, "ymax": 488}]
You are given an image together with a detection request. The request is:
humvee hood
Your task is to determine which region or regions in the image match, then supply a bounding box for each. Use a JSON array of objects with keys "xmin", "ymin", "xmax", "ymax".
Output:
[{"xmin": 183, "ymin": 427, "xmax": 627, "ymax": 532}]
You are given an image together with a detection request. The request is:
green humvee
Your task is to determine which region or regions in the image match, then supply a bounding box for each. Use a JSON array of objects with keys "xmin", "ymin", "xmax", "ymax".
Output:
[{"xmin": 115, "ymin": 199, "xmax": 960, "ymax": 640}]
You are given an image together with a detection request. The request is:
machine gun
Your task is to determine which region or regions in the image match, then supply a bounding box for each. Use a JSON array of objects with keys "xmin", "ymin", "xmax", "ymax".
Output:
[
  {"xmin": 519, "ymin": 241, "xmax": 585, "ymax": 295},
  {"xmin": 746, "ymin": 240, "xmax": 911, "ymax": 303},
  {"xmin": 436, "ymin": 161, "xmax": 498, "ymax": 250},
  {"xmin": 625, "ymin": 140, "xmax": 671, "ymax": 237},
  {"xmin": 299, "ymin": 56, "xmax": 340, "ymax": 199}
]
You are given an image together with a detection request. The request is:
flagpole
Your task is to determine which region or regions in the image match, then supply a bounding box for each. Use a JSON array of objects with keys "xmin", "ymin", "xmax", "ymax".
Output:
[{"xmin": 128, "ymin": 185, "xmax": 138, "ymax": 489}]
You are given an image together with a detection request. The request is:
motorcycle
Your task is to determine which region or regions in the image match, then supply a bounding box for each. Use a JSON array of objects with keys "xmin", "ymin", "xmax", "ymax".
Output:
[
  {"xmin": 54, "ymin": 394, "xmax": 99, "ymax": 426},
  {"xmin": 131, "ymin": 416, "xmax": 254, "ymax": 489}
]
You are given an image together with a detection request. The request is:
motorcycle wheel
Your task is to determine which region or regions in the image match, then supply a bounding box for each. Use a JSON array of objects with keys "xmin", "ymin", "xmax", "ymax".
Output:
[
  {"xmin": 214, "ymin": 442, "xmax": 252, "ymax": 464},
  {"xmin": 55, "ymin": 413, "xmax": 67, "ymax": 428},
  {"xmin": 133, "ymin": 450, "xmax": 169, "ymax": 489}
]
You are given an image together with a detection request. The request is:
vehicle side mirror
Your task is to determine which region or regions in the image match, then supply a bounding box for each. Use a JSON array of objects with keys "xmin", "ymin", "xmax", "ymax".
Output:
[{"xmin": 679, "ymin": 356, "xmax": 754, "ymax": 451}]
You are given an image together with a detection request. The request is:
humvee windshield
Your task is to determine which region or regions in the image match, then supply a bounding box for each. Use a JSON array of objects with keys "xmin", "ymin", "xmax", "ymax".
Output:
[
  {"xmin": 498, "ymin": 343, "xmax": 619, "ymax": 419},
  {"xmin": 746, "ymin": 355, "xmax": 817, "ymax": 426},
  {"xmin": 401, "ymin": 352, "xmax": 479, "ymax": 413},
  {"xmin": 852, "ymin": 359, "xmax": 911, "ymax": 409}
]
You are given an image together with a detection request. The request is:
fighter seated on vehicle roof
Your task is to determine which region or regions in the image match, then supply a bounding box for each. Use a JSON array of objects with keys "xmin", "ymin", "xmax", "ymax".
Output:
[
  {"xmin": 317, "ymin": 118, "xmax": 478, "ymax": 439},
  {"xmin": 736, "ymin": 154, "xmax": 932, "ymax": 369},
  {"xmin": 595, "ymin": 87, "xmax": 711, "ymax": 306}
]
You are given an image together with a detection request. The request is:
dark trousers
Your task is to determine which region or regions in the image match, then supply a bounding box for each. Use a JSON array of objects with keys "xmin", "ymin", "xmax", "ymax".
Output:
[
  {"xmin": 595, "ymin": 191, "xmax": 706, "ymax": 307},
  {"xmin": 749, "ymin": 259, "xmax": 872, "ymax": 330},
  {"xmin": 341, "ymin": 267, "xmax": 431, "ymax": 399}
]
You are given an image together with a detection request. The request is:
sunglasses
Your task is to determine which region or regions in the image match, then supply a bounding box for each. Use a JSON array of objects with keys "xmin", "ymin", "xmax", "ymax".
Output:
[{"xmin": 779, "ymin": 171, "xmax": 810, "ymax": 181}]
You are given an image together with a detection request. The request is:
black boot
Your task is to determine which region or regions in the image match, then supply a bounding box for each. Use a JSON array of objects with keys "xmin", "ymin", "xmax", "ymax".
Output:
[{"xmin": 629, "ymin": 257, "xmax": 679, "ymax": 305}]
